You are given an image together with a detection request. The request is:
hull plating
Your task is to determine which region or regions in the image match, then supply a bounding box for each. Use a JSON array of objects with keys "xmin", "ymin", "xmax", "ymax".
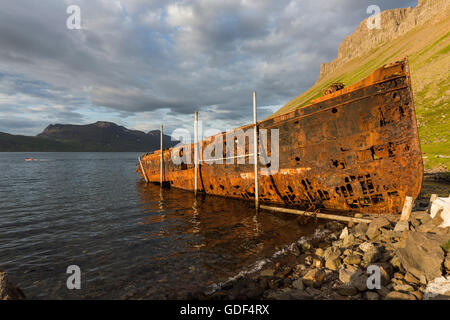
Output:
[{"xmin": 138, "ymin": 59, "xmax": 423, "ymax": 214}]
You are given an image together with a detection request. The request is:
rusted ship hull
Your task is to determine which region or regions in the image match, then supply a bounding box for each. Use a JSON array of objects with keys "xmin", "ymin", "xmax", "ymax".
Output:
[{"xmin": 138, "ymin": 59, "xmax": 423, "ymax": 214}]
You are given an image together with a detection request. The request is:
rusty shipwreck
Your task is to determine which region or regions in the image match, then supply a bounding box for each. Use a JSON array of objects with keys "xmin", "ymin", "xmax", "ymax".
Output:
[{"xmin": 137, "ymin": 58, "xmax": 423, "ymax": 215}]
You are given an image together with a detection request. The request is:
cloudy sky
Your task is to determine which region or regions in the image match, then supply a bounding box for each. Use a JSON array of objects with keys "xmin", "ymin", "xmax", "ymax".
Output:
[{"xmin": 0, "ymin": 0, "xmax": 417, "ymax": 136}]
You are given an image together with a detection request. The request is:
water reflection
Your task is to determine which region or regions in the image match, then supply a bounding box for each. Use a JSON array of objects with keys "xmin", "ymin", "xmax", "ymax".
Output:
[
  {"xmin": 135, "ymin": 181, "xmax": 320, "ymax": 298},
  {"xmin": 0, "ymin": 152, "xmax": 323, "ymax": 299}
]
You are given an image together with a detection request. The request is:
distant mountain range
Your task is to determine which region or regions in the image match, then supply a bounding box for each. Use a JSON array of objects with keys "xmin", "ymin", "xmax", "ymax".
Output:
[{"xmin": 0, "ymin": 121, "xmax": 179, "ymax": 152}]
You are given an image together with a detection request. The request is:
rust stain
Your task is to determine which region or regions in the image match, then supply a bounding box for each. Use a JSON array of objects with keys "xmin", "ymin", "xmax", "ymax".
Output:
[{"xmin": 137, "ymin": 58, "xmax": 423, "ymax": 215}]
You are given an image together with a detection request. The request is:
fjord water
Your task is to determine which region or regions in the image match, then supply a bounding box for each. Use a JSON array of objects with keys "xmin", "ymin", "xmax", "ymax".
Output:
[{"xmin": 0, "ymin": 152, "xmax": 318, "ymax": 299}]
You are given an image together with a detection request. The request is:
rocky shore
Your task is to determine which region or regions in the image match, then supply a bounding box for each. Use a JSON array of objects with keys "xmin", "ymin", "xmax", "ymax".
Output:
[
  {"xmin": 191, "ymin": 205, "xmax": 450, "ymax": 300},
  {"xmin": 0, "ymin": 270, "xmax": 26, "ymax": 300}
]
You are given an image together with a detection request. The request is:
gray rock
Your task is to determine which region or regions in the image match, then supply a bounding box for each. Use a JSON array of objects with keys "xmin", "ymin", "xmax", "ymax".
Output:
[
  {"xmin": 353, "ymin": 273, "xmax": 369, "ymax": 292},
  {"xmin": 326, "ymin": 221, "xmax": 344, "ymax": 231},
  {"xmin": 265, "ymin": 288, "xmax": 311, "ymax": 300},
  {"xmin": 343, "ymin": 248, "xmax": 352, "ymax": 256},
  {"xmin": 411, "ymin": 290, "xmax": 423, "ymax": 300},
  {"xmin": 312, "ymin": 258, "xmax": 324, "ymax": 269},
  {"xmin": 390, "ymin": 255, "xmax": 402, "ymax": 270},
  {"xmin": 304, "ymin": 255, "xmax": 313, "ymax": 266},
  {"xmin": 343, "ymin": 234, "xmax": 356, "ymax": 247},
  {"xmin": 293, "ymin": 264, "xmax": 307, "ymax": 275},
  {"xmin": 393, "ymin": 283, "xmax": 414, "ymax": 292},
  {"xmin": 306, "ymin": 287, "xmax": 322, "ymax": 296},
  {"xmin": 385, "ymin": 291, "xmax": 416, "ymax": 300},
  {"xmin": 376, "ymin": 286, "xmax": 390, "ymax": 297},
  {"xmin": 326, "ymin": 257, "xmax": 342, "ymax": 271},
  {"xmin": 292, "ymin": 279, "xmax": 304, "ymax": 290},
  {"xmin": 412, "ymin": 212, "xmax": 432, "ymax": 225},
  {"xmin": 393, "ymin": 272, "xmax": 404, "ymax": 280},
  {"xmin": 302, "ymin": 269, "xmax": 325, "ymax": 288},
  {"xmin": 365, "ymin": 291, "xmax": 379, "ymax": 300},
  {"xmin": 393, "ymin": 220, "xmax": 409, "ymax": 232},
  {"xmin": 404, "ymin": 272, "xmax": 420, "ymax": 284},
  {"xmin": 339, "ymin": 227, "xmax": 349, "ymax": 239},
  {"xmin": 366, "ymin": 217, "xmax": 392, "ymax": 240},
  {"xmin": 338, "ymin": 265, "xmax": 368, "ymax": 291},
  {"xmin": 339, "ymin": 265, "xmax": 362, "ymax": 284},
  {"xmin": 395, "ymin": 231, "xmax": 446, "ymax": 284},
  {"xmin": 0, "ymin": 271, "xmax": 26, "ymax": 300},
  {"xmin": 289, "ymin": 243, "xmax": 301, "ymax": 256},
  {"xmin": 337, "ymin": 284, "xmax": 358, "ymax": 296},
  {"xmin": 380, "ymin": 229, "xmax": 403, "ymax": 242},
  {"xmin": 444, "ymin": 255, "xmax": 450, "ymax": 272},
  {"xmin": 332, "ymin": 240, "xmax": 344, "ymax": 247},
  {"xmin": 359, "ymin": 242, "xmax": 375, "ymax": 252},
  {"xmin": 411, "ymin": 212, "xmax": 432, "ymax": 229},
  {"xmin": 373, "ymin": 262, "xmax": 394, "ymax": 286},
  {"xmin": 315, "ymin": 248, "xmax": 325, "ymax": 257},
  {"xmin": 416, "ymin": 213, "xmax": 445, "ymax": 232},
  {"xmin": 260, "ymin": 269, "xmax": 275, "ymax": 277},
  {"xmin": 301, "ymin": 242, "xmax": 312, "ymax": 252},
  {"xmin": 363, "ymin": 246, "xmax": 382, "ymax": 265},
  {"xmin": 324, "ymin": 247, "xmax": 342, "ymax": 271},
  {"xmin": 353, "ymin": 223, "xmax": 369, "ymax": 238},
  {"xmin": 343, "ymin": 254, "xmax": 361, "ymax": 265}
]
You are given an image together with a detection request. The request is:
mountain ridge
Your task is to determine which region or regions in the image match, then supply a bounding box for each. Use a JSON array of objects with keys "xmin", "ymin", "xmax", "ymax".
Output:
[
  {"xmin": 274, "ymin": 0, "xmax": 450, "ymax": 170},
  {"xmin": 318, "ymin": 0, "xmax": 449, "ymax": 82},
  {"xmin": 0, "ymin": 121, "xmax": 178, "ymax": 152}
]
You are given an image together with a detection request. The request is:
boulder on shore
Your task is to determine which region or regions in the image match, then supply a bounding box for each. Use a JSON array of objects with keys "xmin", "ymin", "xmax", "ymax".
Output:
[
  {"xmin": 395, "ymin": 231, "xmax": 446, "ymax": 284},
  {"xmin": 0, "ymin": 270, "xmax": 26, "ymax": 300},
  {"xmin": 366, "ymin": 217, "xmax": 391, "ymax": 240}
]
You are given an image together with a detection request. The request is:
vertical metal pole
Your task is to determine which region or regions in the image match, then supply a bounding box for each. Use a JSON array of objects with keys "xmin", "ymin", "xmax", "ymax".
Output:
[
  {"xmin": 194, "ymin": 111, "xmax": 198, "ymax": 196},
  {"xmin": 253, "ymin": 91, "xmax": 259, "ymax": 210},
  {"xmin": 160, "ymin": 125, "xmax": 163, "ymax": 186}
]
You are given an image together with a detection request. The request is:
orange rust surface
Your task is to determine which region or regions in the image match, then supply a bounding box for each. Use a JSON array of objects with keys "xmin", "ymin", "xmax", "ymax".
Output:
[{"xmin": 137, "ymin": 58, "xmax": 423, "ymax": 214}]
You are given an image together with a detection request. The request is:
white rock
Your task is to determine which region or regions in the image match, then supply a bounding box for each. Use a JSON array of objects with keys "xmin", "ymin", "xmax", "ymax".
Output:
[
  {"xmin": 423, "ymin": 276, "xmax": 450, "ymax": 299},
  {"xmin": 429, "ymin": 197, "xmax": 450, "ymax": 228},
  {"xmin": 339, "ymin": 227, "xmax": 349, "ymax": 240},
  {"xmin": 359, "ymin": 242, "xmax": 375, "ymax": 253}
]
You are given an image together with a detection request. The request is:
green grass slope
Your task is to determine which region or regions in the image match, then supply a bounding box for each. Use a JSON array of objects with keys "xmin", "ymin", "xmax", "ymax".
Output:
[{"xmin": 273, "ymin": 17, "xmax": 450, "ymax": 171}]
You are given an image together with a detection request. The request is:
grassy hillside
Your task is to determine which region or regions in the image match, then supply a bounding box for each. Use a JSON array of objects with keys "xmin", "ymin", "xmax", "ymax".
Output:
[{"xmin": 273, "ymin": 16, "xmax": 450, "ymax": 171}]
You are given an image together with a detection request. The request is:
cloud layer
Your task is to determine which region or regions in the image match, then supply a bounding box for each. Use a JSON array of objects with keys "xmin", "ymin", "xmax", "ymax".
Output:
[{"xmin": 0, "ymin": 0, "xmax": 416, "ymax": 135}]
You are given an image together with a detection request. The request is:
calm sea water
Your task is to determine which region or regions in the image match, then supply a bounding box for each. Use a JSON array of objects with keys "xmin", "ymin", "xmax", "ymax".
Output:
[{"xmin": 0, "ymin": 152, "xmax": 319, "ymax": 299}]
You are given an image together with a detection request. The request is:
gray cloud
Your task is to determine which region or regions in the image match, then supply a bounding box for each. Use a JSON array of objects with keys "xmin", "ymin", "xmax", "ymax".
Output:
[{"xmin": 0, "ymin": 0, "xmax": 417, "ymax": 135}]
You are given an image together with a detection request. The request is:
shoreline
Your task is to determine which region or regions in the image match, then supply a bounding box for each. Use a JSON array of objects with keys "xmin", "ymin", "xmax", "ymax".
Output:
[
  {"xmin": 189, "ymin": 207, "xmax": 450, "ymax": 300},
  {"xmin": 2, "ymin": 174, "xmax": 449, "ymax": 300}
]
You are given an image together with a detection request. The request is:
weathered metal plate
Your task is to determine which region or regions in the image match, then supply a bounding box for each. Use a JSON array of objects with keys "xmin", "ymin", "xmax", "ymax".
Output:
[{"xmin": 138, "ymin": 58, "xmax": 423, "ymax": 214}]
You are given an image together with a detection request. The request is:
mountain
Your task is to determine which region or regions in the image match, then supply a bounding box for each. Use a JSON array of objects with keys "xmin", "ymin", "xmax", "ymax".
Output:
[
  {"xmin": 0, "ymin": 121, "xmax": 178, "ymax": 152},
  {"xmin": 273, "ymin": 0, "xmax": 450, "ymax": 171},
  {"xmin": 0, "ymin": 132, "xmax": 80, "ymax": 152}
]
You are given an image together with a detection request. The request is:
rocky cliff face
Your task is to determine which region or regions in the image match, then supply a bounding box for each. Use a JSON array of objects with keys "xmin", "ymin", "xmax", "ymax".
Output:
[{"xmin": 317, "ymin": 0, "xmax": 450, "ymax": 82}]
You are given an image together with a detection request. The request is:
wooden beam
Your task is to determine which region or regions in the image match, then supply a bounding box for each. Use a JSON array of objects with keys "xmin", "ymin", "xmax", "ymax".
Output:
[
  {"xmin": 138, "ymin": 156, "xmax": 148, "ymax": 184},
  {"xmin": 260, "ymin": 204, "xmax": 372, "ymax": 224},
  {"xmin": 394, "ymin": 196, "xmax": 414, "ymax": 231}
]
